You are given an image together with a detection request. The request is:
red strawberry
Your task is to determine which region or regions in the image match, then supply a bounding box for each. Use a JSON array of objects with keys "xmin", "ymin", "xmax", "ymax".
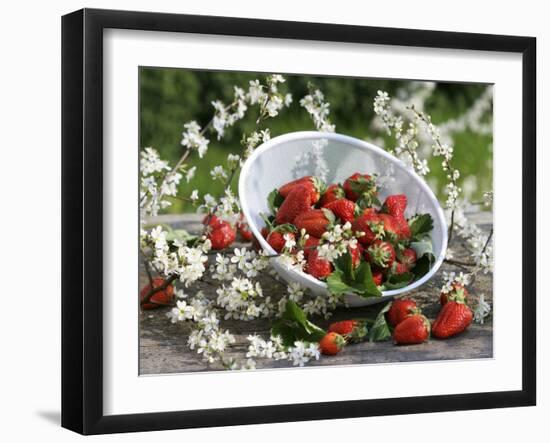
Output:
[
  {"xmin": 401, "ymin": 248, "xmax": 417, "ymax": 269},
  {"xmin": 432, "ymin": 298, "xmax": 473, "ymax": 339},
  {"xmin": 386, "ymin": 298, "xmax": 418, "ymax": 327},
  {"xmin": 396, "ymin": 217, "xmax": 411, "ymax": 240},
  {"xmin": 352, "ymin": 211, "xmax": 382, "ymax": 246},
  {"xmin": 324, "ymin": 199, "xmax": 356, "ymax": 223},
  {"xmin": 306, "ymin": 249, "xmax": 333, "ymax": 280},
  {"xmin": 343, "ymin": 172, "xmax": 377, "ymax": 202},
  {"xmin": 237, "ymin": 214, "xmax": 253, "ymax": 241},
  {"xmin": 372, "ymin": 268, "xmax": 384, "ymax": 286},
  {"xmin": 302, "ymin": 236, "xmax": 320, "ymax": 258},
  {"xmin": 328, "ymin": 320, "xmax": 357, "ymax": 335},
  {"xmin": 328, "ymin": 320, "xmax": 368, "ymax": 343},
  {"xmin": 294, "ymin": 209, "xmax": 333, "ymax": 238},
  {"xmin": 319, "ymin": 184, "xmax": 345, "ymax": 207},
  {"xmin": 367, "ymin": 240, "xmax": 396, "ymax": 269},
  {"xmin": 279, "ymin": 176, "xmax": 322, "ymax": 205},
  {"xmin": 440, "ymin": 283, "xmax": 469, "ymax": 306},
  {"xmin": 202, "ymin": 214, "xmax": 224, "ymax": 228},
  {"xmin": 319, "ymin": 332, "xmax": 345, "ymax": 355},
  {"xmin": 393, "ymin": 314, "xmax": 430, "ymax": 345},
  {"xmin": 349, "ymin": 244, "xmax": 363, "ymax": 268},
  {"xmin": 392, "ymin": 262, "xmax": 409, "ymax": 275},
  {"xmin": 383, "ymin": 194, "xmax": 407, "ymax": 219},
  {"xmin": 208, "ymin": 220, "xmax": 236, "ymax": 250},
  {"xmin": 275, "ymin": 185, "xmax": 312, "ymax": 224},
  {"xmin": 266, "ymin": 226, "xmax": 296, "ymax": 253},
  {"xmin": 377, "ymin": 213, "xmax": 402, "ymax": 239},
  {"xmin": 140, "ymin": 278, "xmax": 175, "ymax": 310}
]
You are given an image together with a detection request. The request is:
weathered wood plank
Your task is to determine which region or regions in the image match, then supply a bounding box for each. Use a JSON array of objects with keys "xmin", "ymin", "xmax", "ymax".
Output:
[{"xmin": 139, "ymin": 211, "xmax": 493, "ymax": 374}]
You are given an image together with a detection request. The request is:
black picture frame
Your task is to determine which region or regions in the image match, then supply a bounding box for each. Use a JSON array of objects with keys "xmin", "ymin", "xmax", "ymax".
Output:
[{"xmin": 61, "ymin": 8, "xmax": 537, "ymax": 435}]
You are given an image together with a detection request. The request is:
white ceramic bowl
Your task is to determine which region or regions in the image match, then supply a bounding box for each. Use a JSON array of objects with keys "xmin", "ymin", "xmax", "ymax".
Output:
[{"xmin": 239, "ymin": 131, "xmax": 447, "ymax": 306}]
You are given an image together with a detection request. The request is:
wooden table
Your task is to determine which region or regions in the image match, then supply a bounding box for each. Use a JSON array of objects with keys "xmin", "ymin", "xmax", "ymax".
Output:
[{"xmin": 140, "ymin": 211, "xmax": 493, "ymax": 374}]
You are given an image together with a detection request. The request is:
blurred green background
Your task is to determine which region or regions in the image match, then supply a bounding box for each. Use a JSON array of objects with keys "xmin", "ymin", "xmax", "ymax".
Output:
[{"xmin": 140, "ymin": 68, "xmax": 493, "ymax": 213}]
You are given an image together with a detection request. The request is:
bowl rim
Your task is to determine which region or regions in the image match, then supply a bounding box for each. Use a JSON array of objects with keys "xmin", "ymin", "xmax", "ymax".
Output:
[{"xmin": 238, "ymin": 130, "xmax": 448, "ymax": 297}]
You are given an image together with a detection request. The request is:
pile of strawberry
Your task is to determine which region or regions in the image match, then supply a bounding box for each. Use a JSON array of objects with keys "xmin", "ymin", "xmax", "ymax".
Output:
[
  {"xmin": 259, "ymin": 172, "xmax": 434, "ymax": 294},
  {"xmin": 318, "ymin": 284, "xmax": 473, "ymax": 355}
]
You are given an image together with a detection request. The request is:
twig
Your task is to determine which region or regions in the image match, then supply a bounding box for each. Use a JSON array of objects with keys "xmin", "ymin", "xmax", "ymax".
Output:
[
  {"xmin": 140, "ymin": 274, "xmax": 178, "ymax": 307},
  {"xmin": 444, "ymin": 258, "xmax": 476, "ymax": 267}
]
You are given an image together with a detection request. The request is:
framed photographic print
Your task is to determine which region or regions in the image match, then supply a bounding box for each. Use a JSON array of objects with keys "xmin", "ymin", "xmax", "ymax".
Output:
[{"xmin": 62, "ymin": 8, "xmax": 536, "ymax": 435}]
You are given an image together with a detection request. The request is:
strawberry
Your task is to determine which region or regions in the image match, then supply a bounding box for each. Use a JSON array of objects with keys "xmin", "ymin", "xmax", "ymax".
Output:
[
  {"xmin": 392, "ymin": 262, "xmax": 409, "ymax": 275},
  {"xmin": 306, "ymin": 249, "xmax": 333, "ymax": 280},
  {"xmin": 343, "ymin": 172, "xmax": 377, "ymax": 203},
  {"xmin": 207, "ymin": 220, "xmax": 236, "ymax": 250},
  {"xmin": 393, "ymin": 314, "xmax": 430, "ymax": 345},
  {"xmin": 386, "ymin": 298, "xmax": 418, "ymax": 327},
  {"xmin": 377, "ymin": 213, "xmax": 402, "ymax": 240},
  {"xmin": 302, "ymin": 236, "xmax": 320, "ymax": 258},
  {"xmin": 396, "ymin": 217, "xmax": 411, "ymax": 240},
  {"xmin": 319, "ymin": 332, "xmax": 345, "ymax": 355},
  {"xmin": 367, "ymin": 240, "xmax": 396, "ymax": 269},
  {"xmin": 349, "ymin": 244, "xmax": 363, "ymax": 268},
  {"xmin": 432, "ymin": 298, "xmax": 473, "ymax": 339},
  {"xmin": 275, "ymin": 185, "xmax": 312, "ymax": 224},
  {"xmin": 140, "ymin": 278, "xmax": 175, "ymax": 310},
  {"xmin": 324, "ymin": 199, "xmax": 356, "ymax": 223},
  {"xmin": 328, "ymin": 319, "xmax": 368, "ymax": 343},
  {"xmin": 382, "ymin": 194, "xmax": 407, "ymax": 219},
  {"xmin": 372, "ymin": 268, "xmax": 384, "ymax": 286},
  {"xmin": 237, "ymin": 214, "xmax": 253, "ymax": 241},
  {"xmin": 319, "ymin": 184, "xmax": 345, "ymax": 207},
  {"xmin": 401, "ymin": 248, "xmax": 417, "ymax": 269},
  {"xmin": 440, "ymin": 283, "xmax": 469, "ymax": 306},
  {"xmin": 294, "ymin": 209, "xmax": 333, "ymax": 238},
  {"xmin": 352, "ymin": 211, "xmax": 382, "ymax": 246},
  {"xmin": 279, "ymin": 176, "xmax": 322, "ymax": 205},
  {"xmin": 202, "ymin": 214, "xmax": 224, "ymax": 228},
  {"xmin": 266, "ymin": 225, "xmax": 296, "ymax": 253}
]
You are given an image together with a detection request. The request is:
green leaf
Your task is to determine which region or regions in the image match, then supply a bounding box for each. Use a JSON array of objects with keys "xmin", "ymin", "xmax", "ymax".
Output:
[
  {"xmin": 410, "ymin": 238, "xmax": 434, "ymax": 259},
  {"xmin": 354, "ymin": 262, "xmax": 383, "ymax": 297},
  {"xmin": 326, "ymin": 258, "xmax": 382, "ymax": 298},
  {"xmin": 412, "ymin": 253, "xmax": 435, "ymax": 279},
  {"xmin": 165, "ymin": 229, "xmax": 196, "ymax": 243},
  {"xmin": 368, "ymin": 302, "xmax": 393, "ymax": 342},
  {"xmin": 334, "ymin": 251, "xmax": 354, "ymax": 280},
  {"xmin": 267, "ymin": 188, "xmax": 284, "ymax": 214},
  {"xmin": 271, "ymin": 300, "xmax": 326, "ymax": 346},
  {"xmin": 382, "ymin": 272, "xmax": 414, "ymax": 290},
  {"xmin": 409, "ymin": 213, "xmax": 434, "ymax": 239},
  {"xmin": 326, "ymin": 270, "xmax": 352, "ymax": 296}
]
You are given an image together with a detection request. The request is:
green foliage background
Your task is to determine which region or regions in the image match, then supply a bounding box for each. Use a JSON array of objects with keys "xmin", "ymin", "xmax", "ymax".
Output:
[{"xmin": 140, "ymin": 68, "xmax": 493, "ymax": 213}]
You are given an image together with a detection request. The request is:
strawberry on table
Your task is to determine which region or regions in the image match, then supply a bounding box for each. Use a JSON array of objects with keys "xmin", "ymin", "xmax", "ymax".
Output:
[
  {"xmin": 305, "ymin": 249, "xmax": 333, "ymax": 280},
  {"xmin": 319, "ymin": 332, "xmax": 345, "ymax": 355},
  {"xmin": 367, "ymin": 240, "xmax": 396, "ymax": 269},
  {"xmin": 140, "ymin": 278, "xmax": 175, "ymax": 310},
  {"xmin": 432, "ymin": 294, "xmax": 473, "ymax": 338},
  {"xmin": 324, "ymin": 199, "xmax": 356, "ymax": 223},
  {"xmin": 328, "ymin": 320, "xmax": 368, "ymax": 343},
  {"xmin": 294, "ymin": 209, "xmax": 333, "ymax": 238},
  {"xmin": 440, "ymin": 283, "xmax": 469, "ymax": 305},
  {"xmin": 237, "ymin": 214, "xmax": 253, "ymax": 241},
  {"xmin": 319, "ymin": 184, "xmax": 345, "ymax": 207},
  {"xmin": 386, "ymin": 298, "xmax": 418, "ymax": 327},
  {"xmin": 275, "ymin": 185, "xmax": 312, "ymax": 224},
  {"xmin": 207, "ymin": 219, "xmax": 237, "ymax": 250},
  {"xmin": 393, "ymin": 314, "xmax": 430, "ymax": 345}
]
